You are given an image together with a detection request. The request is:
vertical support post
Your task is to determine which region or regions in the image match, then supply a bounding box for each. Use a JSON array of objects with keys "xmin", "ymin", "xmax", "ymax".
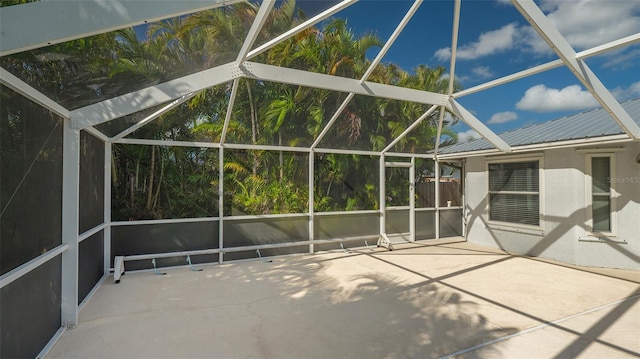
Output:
[
  {"xmin": 308, "ymin": 151, "xmax": 314, "ymax": 254},
  {"xmin": 461, "ymin": 159, "xmax": 467, "ymax": 239},
  {"xmin": 379, "ymin": 155, "xmax": 386, "ymax": 236},
  {"xmin": 435, "ymin": 159, "xmax": 440, "ymax": 240},
  {"xmin": 410, "ymin": 157, "xmax": 415, "ymax": 242},
  {"xmin": 218, "ymin": 146, "xmax": 224, "ymax": 264},
  {"xmin": 61, "ymin": 120, "xmax": 80, "ymax": 327},
  {"xmin": 103, "ymin": 141, "xmax": 111, "ymax": 274}
]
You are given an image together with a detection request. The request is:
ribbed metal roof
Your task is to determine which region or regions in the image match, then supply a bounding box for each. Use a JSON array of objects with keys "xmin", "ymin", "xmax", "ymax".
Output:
[{"xmin": 438, "ymin": 97, "xmax": 640, "ymax": 155}]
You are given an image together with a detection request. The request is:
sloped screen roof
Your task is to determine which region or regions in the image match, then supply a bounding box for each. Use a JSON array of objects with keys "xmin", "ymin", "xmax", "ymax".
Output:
[{"xmin": 1, "ymin": 0, "xmax": 639, "ymax": 154}]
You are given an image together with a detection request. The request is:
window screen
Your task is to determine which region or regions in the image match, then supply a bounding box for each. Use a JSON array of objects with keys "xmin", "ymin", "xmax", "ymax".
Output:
[
  {"xmin": 591, "ymin": 156, "xmax": 611, "ymax": 232},
  {"xmin": 488, "ymin": 161, "xmax": 539, "ymax": 226}
]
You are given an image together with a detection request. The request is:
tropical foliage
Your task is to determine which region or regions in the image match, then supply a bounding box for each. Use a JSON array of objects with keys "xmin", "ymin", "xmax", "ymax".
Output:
[{"xmin": 1, "ymin": 0, "xmax": 461, "ymax": 220}]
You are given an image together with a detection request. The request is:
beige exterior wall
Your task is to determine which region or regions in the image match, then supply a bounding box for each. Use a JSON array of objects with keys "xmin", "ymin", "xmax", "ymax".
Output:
[{"xmin": 463, "ymin": 141, "xmax": 640, "ymax": 269}]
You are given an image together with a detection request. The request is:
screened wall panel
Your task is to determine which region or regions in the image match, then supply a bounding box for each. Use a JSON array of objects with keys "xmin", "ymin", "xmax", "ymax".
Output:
[
  {"xmin": 79, "ymin": 231, "xmax": 104, "ymax": 304},
  {"xmin": 439, "ymin": 209, "xmax": 463, "ymax": 238},
  {"xmin": 79, "ymin": 131, "xmax": 105, "ymax": 234},
  {"xmin": 0, "ymin": 255, "xmax": 62, "ymax": 359},
  {"xmin": 314, "ymin": 154, "xmax": 379, "ymax": 211},
  {"xmin": 415, "ymin": 210, "xmax": 436, "ymax": 240},
  {"xmin": 111, "ymin": 221, "xmax": 219, "ymax": 270},
  {"xmin": 223, "ymin": 217, "xmax": 309, "ymax": 261},
  {"xmin": 224, "ymin": 150, "xmax": 309, "ymax": 216},
  {"xmin": 313, "ymin": 212, "xmax": 379, "ymax": 252},
  {"xmin": 386, "ymin": 209, "xmax": 410, "ymax": 235},
  {"xmin": 0, "ymin": 85, "xmax": 63, "ymax": 275},
  {"xmin": 111, "ymin": 145, "xmax": 219, "ymax": 221}
]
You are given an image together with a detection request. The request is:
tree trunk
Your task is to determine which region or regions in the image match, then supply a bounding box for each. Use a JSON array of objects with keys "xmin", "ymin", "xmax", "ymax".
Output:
[
  {"xmin": 279, "ymin": 133, "xmax": 284, "ymax": 181},
  {"xmin": 146, "ymin": 146, "xmax": 155, "ymax": 210}
]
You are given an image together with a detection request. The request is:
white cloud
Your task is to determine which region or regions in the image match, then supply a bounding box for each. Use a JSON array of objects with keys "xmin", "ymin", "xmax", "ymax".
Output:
[
  {"xmin": 611, "ymin": 81, "xmax": 640, "ymax": 101},
  {"xmin": 516, "ymin": 84, "xmax": 599, "ymax": 112},
  {"xmin": 524, "ymin": 0, "xmax": 640, "ymax": 55},
  {"xmin": 488, "ymin": 111, "xmax": 518, "ymax": 124},
  {"xmin": 434, "ymin": 23, "xmax": 519, "ymax": 61},
  {"xmin": 602, "ymin": 48, "xmax": 640, "ymax": 70},
  {"xmin": 457, "ymin": 129, "xmax": 481, "ymax": 143},
  {"xmin": 471, "ymin": 66, "xmax": 494, "ymax": 79}
]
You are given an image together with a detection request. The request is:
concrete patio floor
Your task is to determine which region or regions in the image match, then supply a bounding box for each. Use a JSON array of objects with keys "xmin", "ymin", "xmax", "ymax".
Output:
[{"xmin": 47, "ymin": 238, "xmax": 639, "ymax": 359}]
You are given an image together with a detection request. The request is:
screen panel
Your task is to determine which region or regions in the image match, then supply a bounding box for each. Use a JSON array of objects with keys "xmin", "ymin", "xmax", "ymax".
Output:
[
  {"xmin": 415, "ymin": 210, "xmax": 436, "ymax": 240},
  {"xmin": 111, "ymin": 221, "xmax": 219, "ymax": 270},
  {"xmin": 79, "ymin": 131, "xmax": 105, "ymax": 234},
  {"xmin": 0, "ymin": 255, "xmax": 62, "ymax": 359},
  {"xmin": 313, "ymin": 212, "xmax": 379, "ymax": 252},
  {"xmin": 439, "ymin": 209, "xmax": 463, "ymax": 238},
  {"xmin": 78, "ymin": 231, "xmax": 104, "ymax": 304},
  {"xmin": 0, "ymin": 85, "xmax": 63, "ymax": 274},
  {"xmin": 223, "ymin": 217, "xmax": 308, "ymax": 261}
]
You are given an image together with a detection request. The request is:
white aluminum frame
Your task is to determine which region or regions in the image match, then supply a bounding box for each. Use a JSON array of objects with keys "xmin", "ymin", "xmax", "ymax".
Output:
[
  {"xmin": 0, "ymin": 0, "xmax": 244, "ymax": 56},
  {"xmin": 511, "ymin": 0, "xmax": 640, "ymax": 139},
  {"xmin": 2, "ymin": 0, "xmax": 637, "ymax": 353},
  {"xmin": 584, "ymin": 152, "xmax": 618, "ymax": 237}
]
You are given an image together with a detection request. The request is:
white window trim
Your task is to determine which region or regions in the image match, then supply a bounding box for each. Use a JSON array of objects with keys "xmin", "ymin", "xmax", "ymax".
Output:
[
  {"xmin": 585, "ymin": 153, "xmax": 617, "ymax": 237},
  {"xmin": 485, "ymin": 155, "xmax": 545, "ymax": 231}
]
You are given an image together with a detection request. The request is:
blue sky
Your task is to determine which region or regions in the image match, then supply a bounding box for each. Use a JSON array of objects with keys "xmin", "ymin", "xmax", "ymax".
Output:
[{"xmin": 299, "ymin": 0, "xmax": 640, "ymax": 142}]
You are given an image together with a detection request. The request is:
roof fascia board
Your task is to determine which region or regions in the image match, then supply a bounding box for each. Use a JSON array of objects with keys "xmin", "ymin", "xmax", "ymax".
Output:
[
  {"xmin": 247, "ymin": 0, "xmax": 357, "ymax": 60},
  {"xmin": 437, "ymin": 134, "xmax": 632, "ymax": 160},
  {"xmin": 0, "ymin": 66, "xmax": 70, "ymax": 119},
  {"xmin": 511, "ymin": 0, "xmax": 640, "ymax": 139},
  {"xmin": 241, "ymin": 62, "xmax": 448, "ymax": 106},
  {"xmin": 236, "ymin": 0, "xmax": 276, "ymax": 64},
  {"xmin": 0, "ymin": 0, "xmax": 244, "ymax": 57},
  {"xmin": 70, "ymin": 62, "xmax": 237, "ymax": 129},
  {"xmin": 447, "ymin": 99, "xmax": 511, "ymax": 152}
]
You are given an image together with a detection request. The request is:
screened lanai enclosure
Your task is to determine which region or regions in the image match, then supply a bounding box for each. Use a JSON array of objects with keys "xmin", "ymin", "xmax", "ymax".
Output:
[{"xmin": 1, "ymin": 0, "xmax": 639, "ymax": 358}]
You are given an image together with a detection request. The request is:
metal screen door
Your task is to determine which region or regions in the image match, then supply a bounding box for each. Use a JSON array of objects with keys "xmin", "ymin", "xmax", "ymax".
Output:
[{"xmin": 378, "ymin": 159, "xmax": 415, "ymax": 249}]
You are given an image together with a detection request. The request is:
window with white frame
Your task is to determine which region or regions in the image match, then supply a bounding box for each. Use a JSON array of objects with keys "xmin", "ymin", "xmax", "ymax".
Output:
[
  {"xmin": 488, "ymin": 160, "xmax": 540, "ymax": 226},
  {"xmin": 586, "ymin": 154, "xmax": 615, "ymax": 234}
]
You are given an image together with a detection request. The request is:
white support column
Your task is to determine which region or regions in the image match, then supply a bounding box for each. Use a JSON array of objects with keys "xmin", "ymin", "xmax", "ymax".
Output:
[
  {"xmin": 308, "ymin": 152, "xmax": 315, "ymax": 254},
  {"xmin": 103, "ymin": 141, "xmax": 112, "ymax": 274},
  {"xmin": 218, "ymin": 147, "xmax": 225, "ymax": 264},
  {"xmin": 61, "ymin": 119, "xmax": 80, "ymax": 327},
  {"xmin": 461, "ymin": 159, "xmax": 467, "ymax": 239},
  {"xmin": 379, "ymin": 155, "xmax": 386, "ymax": 236},
  {"xmin": 434, "ymin": 160, "xmax": 440, "ymax": 240},
  {"xmin": 410, "ymin": 157, "xmax": 416, "ymax": 242}
]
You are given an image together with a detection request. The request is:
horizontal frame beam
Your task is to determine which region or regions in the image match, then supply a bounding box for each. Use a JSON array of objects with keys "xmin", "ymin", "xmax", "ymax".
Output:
[
  {"xmin": 0, "ymin": 244, "xmax": 68, "ymax": 290},
  {"xmin": 71, "ymin": 63, "xmax": 237, "ymax": 129},
  {"xmin": 241, "ymin": 62, "xmax": 448, "ymax": 106},
  {"xmin": 453, "ymin": 32, "xmax": 640, "ymax": 99}
]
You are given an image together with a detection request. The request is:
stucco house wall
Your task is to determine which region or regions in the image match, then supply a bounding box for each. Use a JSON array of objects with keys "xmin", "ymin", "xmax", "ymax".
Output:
[{"xmin": 463, "ymin": 141, "xmax": 639, "ymax": 269}]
